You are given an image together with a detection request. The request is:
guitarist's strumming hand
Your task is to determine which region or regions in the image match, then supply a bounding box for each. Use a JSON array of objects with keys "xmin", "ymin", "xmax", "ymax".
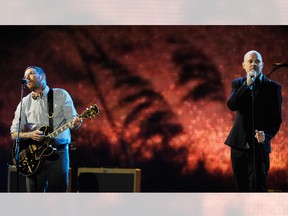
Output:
[{"xmin": 31, "ymin": 130, "xmax": 45, "ymax": 142}]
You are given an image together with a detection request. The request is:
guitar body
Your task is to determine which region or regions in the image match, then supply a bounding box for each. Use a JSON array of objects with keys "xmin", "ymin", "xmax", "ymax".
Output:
[
  {"xmin": 12, "ymin": 126, "xmax": 56, "ymax": 177},
  {"xmin": 12, "ymin": 104, "xmax": 100, "ymax": 177}
]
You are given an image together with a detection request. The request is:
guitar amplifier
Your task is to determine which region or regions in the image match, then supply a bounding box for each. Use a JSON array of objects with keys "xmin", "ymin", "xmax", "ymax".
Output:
[
  {"xmin": 7, "ymin": 165, "xmax": 27, "ymax": 192},
  {"xmin": 7, "ymin": 165, "xmax": 72, "ymax": 192},
  {"xmin": 77, "ymin": 167, "xmax": 141, "ymax": 192}
]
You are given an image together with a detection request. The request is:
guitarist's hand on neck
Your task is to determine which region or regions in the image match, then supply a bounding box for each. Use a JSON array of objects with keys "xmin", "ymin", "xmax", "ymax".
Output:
[{"xmin": 70, "ymin": 116, "xmax": 83, "ymax": 130}]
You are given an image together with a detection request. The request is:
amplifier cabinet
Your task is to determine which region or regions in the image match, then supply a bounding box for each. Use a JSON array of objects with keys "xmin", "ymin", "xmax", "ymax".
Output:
[
  {"xmin": 77, "ymin": 167, "xmax": 141, "ymax": 192},
  {"xmin": 7, "ymin": 165, "xmax": 71, "ymax": 192},
  {"xmin": 7, "ymin": 165, "xmax": 27, "ymax": 192}
]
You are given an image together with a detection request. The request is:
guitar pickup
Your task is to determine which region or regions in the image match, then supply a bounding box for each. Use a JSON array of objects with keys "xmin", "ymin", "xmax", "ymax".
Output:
[{"xmin": 29, "ymin": 144, "xmax": 37, "ymax": 153}]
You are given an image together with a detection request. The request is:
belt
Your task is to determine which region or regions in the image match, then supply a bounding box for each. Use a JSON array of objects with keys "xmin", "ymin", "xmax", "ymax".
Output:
[{"xmin": 53, "ymin": 144, "xmax": 68, "ymax": 150}]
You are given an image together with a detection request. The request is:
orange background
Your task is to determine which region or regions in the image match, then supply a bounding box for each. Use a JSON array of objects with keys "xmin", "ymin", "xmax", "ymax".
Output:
[{"xmin": 0, "ymin": 26, "xmax": 287, "ymax": 192}]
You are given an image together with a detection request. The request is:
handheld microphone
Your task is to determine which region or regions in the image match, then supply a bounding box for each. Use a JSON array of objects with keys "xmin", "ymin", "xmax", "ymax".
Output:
[
  {"xmin": 249, "ymin": 70, "xmax": 256, "ymax": 83},
  {"xmin": 273, "ymin": 63, "xmax": 288, "ymax": 67},
  {"xmin": 21, "ymin": 78, "xmax": 28, "ymax": 85}
]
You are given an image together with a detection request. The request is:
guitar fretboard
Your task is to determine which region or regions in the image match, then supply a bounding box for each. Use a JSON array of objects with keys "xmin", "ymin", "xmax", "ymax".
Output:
[
  {"xmin": 46, "ymin": 121, "xmax": 73, "ymax": 139},
  {"xmin": 44, "ymin": 104, "xmax": 99, "ymax": 140}
]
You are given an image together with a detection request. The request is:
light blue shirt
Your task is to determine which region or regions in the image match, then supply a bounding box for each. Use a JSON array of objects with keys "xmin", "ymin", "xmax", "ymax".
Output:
[{"xmin": 10, "ymin": 86, "xmax": 77, "ymax": 144}]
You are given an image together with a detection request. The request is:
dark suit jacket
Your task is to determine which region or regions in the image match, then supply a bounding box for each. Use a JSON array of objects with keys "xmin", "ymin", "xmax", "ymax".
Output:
[{"xmin": 225, "ymin": 74, "xmax": 282, "ymax": 152}]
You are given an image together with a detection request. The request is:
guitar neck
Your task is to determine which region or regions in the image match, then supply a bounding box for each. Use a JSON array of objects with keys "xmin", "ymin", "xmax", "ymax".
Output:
[
  {"xmin": 44, "ymin": 104, "xmax": 99, "ymax": 140},
  {"xmin": 46, "ymin": 120, "xmax": 74, "ymax": 139}
]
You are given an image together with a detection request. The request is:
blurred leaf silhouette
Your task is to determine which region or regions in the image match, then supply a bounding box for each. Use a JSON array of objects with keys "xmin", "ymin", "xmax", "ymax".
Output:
[{"xmin": 172, "ymin": 48, "xmax": 225, "ymax": 102}]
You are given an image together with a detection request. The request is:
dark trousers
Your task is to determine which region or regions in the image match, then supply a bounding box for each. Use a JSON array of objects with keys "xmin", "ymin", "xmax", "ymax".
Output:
[
  {"xmin": 230, "ymin": 145, "xmax": 270, "ymax": 192},
  {"xmin": 26, "ymin": 145, "xmax": 69, "ymax": 192}
]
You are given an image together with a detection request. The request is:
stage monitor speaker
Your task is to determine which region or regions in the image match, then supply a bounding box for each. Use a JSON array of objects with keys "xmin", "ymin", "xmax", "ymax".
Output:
[
  {"xmin": 7, "ymin": 165, "xmax": 72, "ymax": 192},
  {"xmin": 7, "ymin": 165, "xmax": 27, "ymax": 192},
  {"xmin": 77, "ymin": 167, "xmax": 141, "ymax": 192}
]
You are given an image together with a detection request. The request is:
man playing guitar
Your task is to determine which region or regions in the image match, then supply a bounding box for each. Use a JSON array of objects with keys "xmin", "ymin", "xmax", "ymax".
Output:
[{"xmin": 10, "ymin": 66, "xmax": 83, "ymax": 192}]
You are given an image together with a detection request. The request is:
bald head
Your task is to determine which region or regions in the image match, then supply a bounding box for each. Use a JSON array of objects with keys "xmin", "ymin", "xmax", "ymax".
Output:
[
  {"xmin": 243, "ymin": 50, "xmax": 263, "ymax": 62},
  {"xmin": 242, "ymin": 50, "xmax": 264, "ymax": 75}
]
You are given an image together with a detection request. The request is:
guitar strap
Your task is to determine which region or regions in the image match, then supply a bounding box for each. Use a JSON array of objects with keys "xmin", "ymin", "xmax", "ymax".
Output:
[{"xmin": 47, "ymin": 88, "xmax": 54, "ymax": 133}]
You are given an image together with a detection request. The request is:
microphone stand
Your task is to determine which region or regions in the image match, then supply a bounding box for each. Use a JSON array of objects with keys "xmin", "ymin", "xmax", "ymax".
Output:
[
  {"xmin": 251, "ymin": 81, "xmax": 257, "ymax": 191},
  {"xmin": 14, "ymin": 80, "xmax": 27, "ymax": 192},
  {"xmin": 267, "ymin": 65, "xmax": 282, "ymax": 78},
  {"xmin": 250, "ymin": 65, "xmax": 286, "ymax": 191}
]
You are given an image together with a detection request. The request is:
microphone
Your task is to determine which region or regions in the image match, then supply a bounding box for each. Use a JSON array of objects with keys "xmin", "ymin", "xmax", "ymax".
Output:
[
  {"xmin": 273, "ymin": 63, "xmax": 288, "ymax": 67},
  {"xmin": 21, "ymin": 78, "xmax": 28, "ymax": 85},
  {"xmin": 249, "ymin": 70, "xmax": 256, "ymax": 83}
]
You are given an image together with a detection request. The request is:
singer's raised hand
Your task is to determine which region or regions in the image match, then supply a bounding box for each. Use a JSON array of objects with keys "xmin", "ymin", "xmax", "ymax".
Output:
[{"xmin": 246, "ymin": 70, "xmax": 256, "ymax": 87}]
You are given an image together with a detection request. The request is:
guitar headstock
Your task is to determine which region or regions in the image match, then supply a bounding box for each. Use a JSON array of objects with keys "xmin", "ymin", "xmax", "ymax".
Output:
[{"xmin": 79, "ymin": 104, "xmax": 100, "ymax": 120}]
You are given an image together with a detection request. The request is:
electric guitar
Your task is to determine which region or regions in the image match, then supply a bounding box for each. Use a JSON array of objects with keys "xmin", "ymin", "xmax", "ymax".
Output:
[{"xmin": 12, "ymin": 104, "xmax": 100, "ymax": 177}]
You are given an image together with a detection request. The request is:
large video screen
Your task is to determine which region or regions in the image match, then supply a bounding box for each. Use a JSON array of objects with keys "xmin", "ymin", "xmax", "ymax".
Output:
[{"xmin": 0, "ymin": 26, "xmax": 287, "ymax": 192}]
